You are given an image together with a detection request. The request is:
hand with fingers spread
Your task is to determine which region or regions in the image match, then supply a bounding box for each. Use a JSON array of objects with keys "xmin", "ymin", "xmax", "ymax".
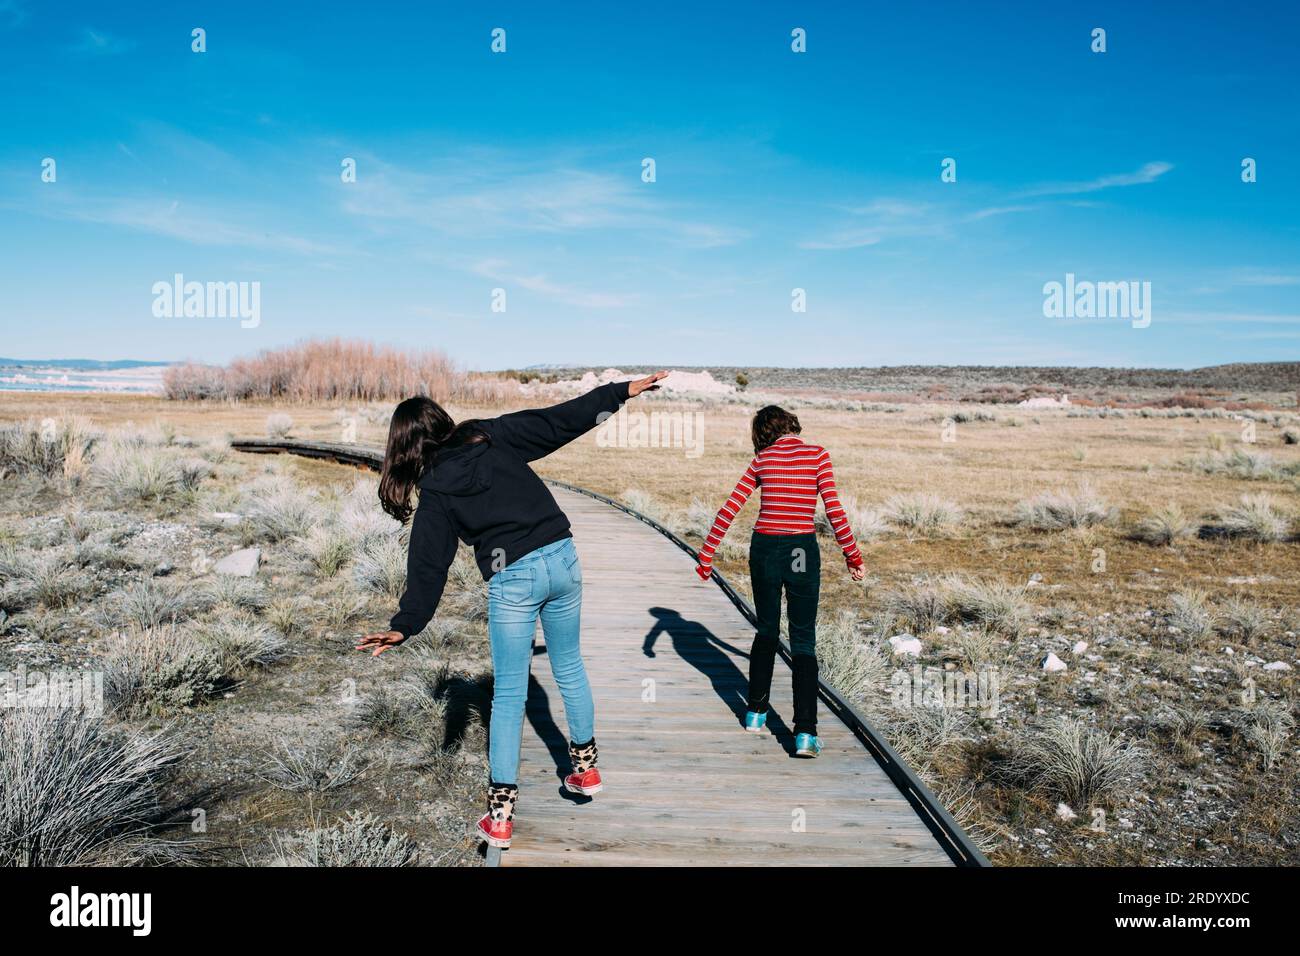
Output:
[
  {"xmin": 355, "ymin": 630, "xmax": 406, "ymax": 657},
  {"xmin": 627, "ymin": 370, "xmax": 670, "ymax": 397}
]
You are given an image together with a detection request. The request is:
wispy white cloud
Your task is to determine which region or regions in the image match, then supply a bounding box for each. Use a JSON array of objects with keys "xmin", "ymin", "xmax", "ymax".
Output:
[
  {"xmin": 963, "ymin": 204, "xmax": 1037, "ymax": 222},
  {"xmin": 799, "ymin": 198, "xmax": 947, "ymax": 250},
  {"xmin": 470, "ymin": 257, "xmax": 635, "ymax": 309},
  {"xmin": 1019, "ymin": 161, "xmax": 1173, "ymax": 198},
  {"xmin": 1162, "ymin": 309, "xmax": 1300, "ymax": 325},
  {"xmin": 339, "ymin": 155, "xmax": 745, "ymax": 248},
  {"xmin": 23, "ymin": 189, "xmax": 345, "ymax": 257}
]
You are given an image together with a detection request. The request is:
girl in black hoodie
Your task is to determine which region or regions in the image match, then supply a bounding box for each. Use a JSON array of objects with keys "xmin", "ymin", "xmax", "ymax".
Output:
[{"xmin": 359, "ymin": 371, "xmax": 666, "ymax": 848}]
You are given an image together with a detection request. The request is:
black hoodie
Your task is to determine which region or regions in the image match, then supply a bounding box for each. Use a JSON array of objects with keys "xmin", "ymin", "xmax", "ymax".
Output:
[{"xmin": 388, "ymin": 380, "xmax": 633, "ymax": 638}]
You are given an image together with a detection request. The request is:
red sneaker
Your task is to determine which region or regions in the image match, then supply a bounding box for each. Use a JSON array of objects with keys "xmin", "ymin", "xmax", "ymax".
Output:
[
  {"xmin": 565, "ymin": 739, "xmax": 603, "ymax": 795},
  {"xmin": 475, "ymin": 782, "xmax": 517, "ymax": 849},
  {"xmin": 564, "ymin": 767, "xmax": 603, "ymax": 796},
  {"xmin": 475, "ymin": 812, "xmax": 513, "ymax": 848}
]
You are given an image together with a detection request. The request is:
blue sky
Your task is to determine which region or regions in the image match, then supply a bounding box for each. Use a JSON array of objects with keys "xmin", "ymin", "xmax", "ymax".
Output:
[{"xmin": 1, "ymin": 0, "xmax": 1297, "ymax": 369}]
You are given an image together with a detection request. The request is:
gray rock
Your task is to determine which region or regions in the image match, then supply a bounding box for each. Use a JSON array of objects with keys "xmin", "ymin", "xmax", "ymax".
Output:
[
  {"xmin": 1042, "ymin": 652, "xmax": 1068, "ymax": 673},
  {"xmin": 888, "ymin": 633, "xmax": 923, "ymax": 658},
  {"xmin": 214, "ymin": 547, "xmax": 261, "ymax": 578}
]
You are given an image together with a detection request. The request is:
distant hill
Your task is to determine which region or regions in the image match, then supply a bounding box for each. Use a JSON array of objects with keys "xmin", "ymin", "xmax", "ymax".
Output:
[
  {"xmin": 517, "ymin": 363, "xmax": 1300, "ymax": 397},
  {"xmin": 0, "ymin": 357, "xmax": 170, "ymax": 370}
]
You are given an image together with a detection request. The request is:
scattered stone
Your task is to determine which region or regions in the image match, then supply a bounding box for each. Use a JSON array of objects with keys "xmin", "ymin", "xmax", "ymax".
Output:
[
  {"xmin": 1029, "ymin": 572, "xmax": 1044, "ymax": 583},
  {"xmin": 1056, "ymin": 803, "xmax": 1077, "ymax": 822},
  {"xmin": 888, "ymin": 634, "xmax": 923, "ymax": 658},
  {"xmin": 152, "ymin": 562, "xmax": 174, "ymax": 577},
  {"xmin": 214, "ymin": 547, "xmax": 261, "ymax": 578},
  {"xmin": 1263, "ymin": 661, "xmax": 1292, "ymax": 672},
  {"xmin": 211, "ymin": 512, "xmax": 244, "ymax": 526},
  {"xmin": 1072, "ymin": 640, "xmax": 1088, "ymax": 655},
  {"xmin": 1042, "ymin": 652, "xmax": 1068, "ymax": 673},
  {"xmin": 935, "ymin": 625, "xmax": 951, "ymax": 635}
]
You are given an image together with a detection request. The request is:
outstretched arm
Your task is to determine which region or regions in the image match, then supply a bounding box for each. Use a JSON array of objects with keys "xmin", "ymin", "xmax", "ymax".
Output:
[
  {"xmin": 694, "ymin": 459, "xmax": 759, "ymax": 580},
  {"xmin": 356, "ymin": 497, "xmax": 457, "ymax": 656},
  {"xmin": 816, "ymin": 449, "xmax": 865, "ymax": 579},
  {"xmin": 492, "ymin": 371, "xmax": 668, "ymax": 462}
]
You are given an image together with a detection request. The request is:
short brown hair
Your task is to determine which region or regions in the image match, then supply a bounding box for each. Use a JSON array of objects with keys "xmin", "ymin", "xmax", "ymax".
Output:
[{"xmin": 751, "ymin": 405, "xmax": 801, "ymax": 453}]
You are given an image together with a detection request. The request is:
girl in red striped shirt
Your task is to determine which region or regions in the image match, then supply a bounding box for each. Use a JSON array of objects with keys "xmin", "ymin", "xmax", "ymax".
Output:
[{"xmin": 695, "ymin": 405, "xmax": 864, "ymax": 757}]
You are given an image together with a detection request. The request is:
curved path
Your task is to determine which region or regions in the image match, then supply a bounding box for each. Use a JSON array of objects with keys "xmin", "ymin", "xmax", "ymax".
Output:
[{"xmin": 232, "ymin": 440, "xmax": 985, "ymax": 867}]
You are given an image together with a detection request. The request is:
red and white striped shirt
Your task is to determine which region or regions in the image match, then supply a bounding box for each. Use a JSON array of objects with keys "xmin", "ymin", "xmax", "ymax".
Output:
[{"xmin": 696, "ymin": 435, "xmax": 863, "ymax": 575}]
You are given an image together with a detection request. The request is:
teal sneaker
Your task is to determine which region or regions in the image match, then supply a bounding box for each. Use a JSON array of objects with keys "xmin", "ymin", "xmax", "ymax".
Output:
[
  {"xmin": 794, "ymin": 733, "xmax": 822, "ymax": 757},
  {"xmin": 743, "ymin": 711, "xmax": 768, "ymax": 733}
]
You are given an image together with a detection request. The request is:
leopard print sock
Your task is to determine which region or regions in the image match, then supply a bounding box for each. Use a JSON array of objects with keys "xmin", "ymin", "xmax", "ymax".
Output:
[
  {"xmin": 486, "ymin": 782, "xmax": 518, "ymax": 823},
  {"xmin": 569, "ymin": 738, "xmax": 598, "ymax": 774}
]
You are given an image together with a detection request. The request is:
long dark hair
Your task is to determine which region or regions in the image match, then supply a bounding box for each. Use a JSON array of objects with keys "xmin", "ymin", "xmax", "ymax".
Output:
[
  {"xmin": 751, "ymin": 405, "xmax": 801, "ymax": 454},
  {"xmin": 378, "ymin": 396, "xmax": 487, "ymax": 522}
]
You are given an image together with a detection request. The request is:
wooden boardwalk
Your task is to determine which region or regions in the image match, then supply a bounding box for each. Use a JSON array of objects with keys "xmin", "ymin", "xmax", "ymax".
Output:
[
  {"xmin": 227, "ymin": 441, "xmax": 973, "ymax": 867},
  {"xmin": 502, "ymin": 487, "xmax": 954, "ymax": 866}
]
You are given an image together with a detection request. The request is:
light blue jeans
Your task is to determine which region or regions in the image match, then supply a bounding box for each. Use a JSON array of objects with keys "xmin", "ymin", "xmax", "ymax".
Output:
[{"xmin": 486, "ymin": 537, "xmax": 594, "ymax": 785}]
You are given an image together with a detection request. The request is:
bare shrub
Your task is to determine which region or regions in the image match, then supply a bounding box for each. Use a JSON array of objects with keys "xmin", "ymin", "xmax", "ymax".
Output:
[
  {"xmin": 816, "ymin": 610, "xmax": 889, "ymax": 701},
  {"xmin": 1130, "ymin": 504, "xmax": 1196, "ymax": 546},
  {"xmin": 884, "ymin": 493, "xmax": 963, "ymax": 536},
  {"xmin": 1216, "ymin": 494, "xmax": 1290, "ymax": 543},
  {"xmin": 272, "ymin": 811, "xmax": 419, "ymax": 867},
  {"xmin": 0, "ymin": 705, "xmax": 186, "ymax": 866},
  {"xmin": 0, "ymin": 416, "xmax": 98, "ymax": 480},
  {"xmin": 1219, "ymin": 597, "xmax": 1269, "ymax": 643},
  {"xmin": 91, "ymin": 443, "xmax": 184, "ymax": 505},
  {"xmin": 265, "ymin": 413, "xmax": 293, "ymax": 439},
  {"xmin": 165, "ymin": 338, "xmax": 505, "ymax": 404},
  {"xmin": 1243, "ymin": 701, "xmax": 1294, "ymax": 771},
  {"xmin": 883, "ymin": 575, "xmax": 1032, "ymax": 638},
  {"xmin": 944, "ymin": 578, "xmax": 1033, "ymax": 638},
  {"xmin": 338, "ymin": 479, "xmax": 401, "ymax": 551},
  {"xmin": 1008, "ymin": 717, "xmax": 1142, "ymax": 806},
  {"xmin": 243, "ymin": 478, "xmax": 322, "ymax": 541},
  {"xmin": 1014, "ymin": 484, "xmax": 1113, "ymax": 530},
  {"xmin": 1183, "ymin": 448, "xmax": 1299, "ymax": 481},
  {"xmin": 194, "ymin": 614, "xmax": 288, "ymax": 671},
  {"xmin": 298, "ymin": 524, "xmax": 353, "ymax": 578},
  {"xmin": 101, "ymin": 580, "xmax": 202, "ymax": 629},
  {"xmin": 1, "ymin": 552, "xmax": 91, "ymax": 611},
  {"xmin": 258, "ymin": 741, "xmax": 367, "ymax": 793},
  {"xmin": 203, "ymin": 575, "xmax": 269, "ymax": 612},
  {"xmin": 884, "ymin": 705, "xmax": 974, "ymax": 771},
  {"xmin": 882, "ymin": 577, "xmax": 949, "ymax": 633},
  {"xmin": 104, "ymin": 627, "xmax": 226, "ymax": 717},
  {"xmin": 352, "ymin": 534, "xmax": 407, "ymax": 598},
  {"xmin": 1168, "ymin": 589, "xmax": 1216, "ymax": 645}
]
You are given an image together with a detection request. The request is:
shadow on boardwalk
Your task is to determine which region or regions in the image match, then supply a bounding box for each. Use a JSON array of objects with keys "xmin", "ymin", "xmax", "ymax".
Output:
[{"xmin": 640, "ymin": 606, "xmax": 795, "ymax": 751}]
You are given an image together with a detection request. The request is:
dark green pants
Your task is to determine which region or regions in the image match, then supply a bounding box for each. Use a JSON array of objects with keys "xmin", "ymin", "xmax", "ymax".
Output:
[{"xmin": 748, "ymin": 531, "xmax": 820, "ymax": 735}]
